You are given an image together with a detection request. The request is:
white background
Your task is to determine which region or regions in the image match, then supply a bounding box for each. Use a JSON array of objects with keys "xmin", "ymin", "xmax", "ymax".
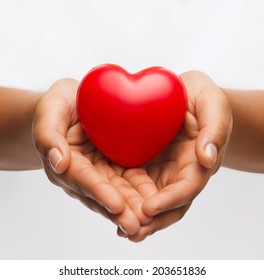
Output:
[{"xmin": 1, "ymin": 0, "xmax": 264, "ymax": 259}]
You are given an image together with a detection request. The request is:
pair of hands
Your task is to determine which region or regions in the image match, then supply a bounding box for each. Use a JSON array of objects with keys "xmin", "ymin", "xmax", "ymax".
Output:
[{"xmin": 32, "ymin": 71, "xmax": 232, "ymax": 242}]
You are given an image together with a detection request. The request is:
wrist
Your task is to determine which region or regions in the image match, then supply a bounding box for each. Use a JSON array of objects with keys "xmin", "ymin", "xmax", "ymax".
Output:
[{"xmin": 0, "ymin": 87, "xmax": 44, "ymax": 170}]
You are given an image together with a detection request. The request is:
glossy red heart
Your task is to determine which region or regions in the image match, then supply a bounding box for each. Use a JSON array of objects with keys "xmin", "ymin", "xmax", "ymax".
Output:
[{"xmin": 76, "ymin": 64, "xmax": 187, "ymax": 168}]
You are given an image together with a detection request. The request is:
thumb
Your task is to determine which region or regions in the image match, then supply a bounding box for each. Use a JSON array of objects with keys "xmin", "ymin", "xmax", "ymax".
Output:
[
  {"xmin": 32, "ymin": 79, "xmax": 79, "ymax": 174},
  {"xmin": 195, "ymin": 88, "xmax": 233, "ymax": 169}
]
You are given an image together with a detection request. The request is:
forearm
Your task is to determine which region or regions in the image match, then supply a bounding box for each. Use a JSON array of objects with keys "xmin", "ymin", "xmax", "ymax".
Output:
[
  {"xmin": 0, "ymin": 87, "xmax": 43, "ymax": 170},
  {"xmin": 222, "ymin": 88, "xmax": 264, "ymax": 172}
]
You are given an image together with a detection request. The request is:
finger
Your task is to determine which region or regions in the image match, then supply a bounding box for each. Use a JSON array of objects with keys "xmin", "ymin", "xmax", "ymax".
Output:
[
  {"xmin": 123, "ymin": 168, "xmax": 158, "ymax": 198},
  {"xmin": 123, "ymin": 192, "xmax": 153, "ymax": 225},
  {"xmin": 63, "ymin": 188, "xmax": 140, "ymax": 236},
  {"xmin": 64, "ymin": 153, "xmax": 127, "ymax": 215},
  {"xmin": 33, "ymin": 79, "xmax": 79, "ymax": 174},
  {"xmin": 111, "ymin": 172, "xmax": 153, "ymax": 225},
  {"xmin": 143, "ymin": 162, "xmax": 209, "ymax": 216},
  {"xmin": 122, "ymin": 168, "xmax": 158, "ymax": 224},
  {"xmin": 98, "ymin": 163, "xmax": 154, "ymax": 225},
  {"xmin": 122, "ymin": 204, "xmax": 191, "ymax": 242},
  {"xmin": 195, "ymin": 86, "xmax": 233, "ymax": 168}
]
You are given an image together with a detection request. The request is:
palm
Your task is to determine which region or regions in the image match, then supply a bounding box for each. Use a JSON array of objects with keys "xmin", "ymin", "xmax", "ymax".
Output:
[
  {"xmin": 61, "ymin": 119, "xmax": 156, "ymax": 235},
  {"xmin": 36, "ymin": 79, "xmax": 156, "ymax": 236},
  {"xmin": 145, "ymin": 106, "xmax": 207, "ymax": 189},
  {"xmin": 37, "ymin": 72, "xmax": 231, "ymax": 242},
  {"xmin": 62, "ymin": 75, "xmax": 214, "ymax": 241},
  {"xmin": 121, "ymin": 71, "xmax": 231, "ymax": 241}
]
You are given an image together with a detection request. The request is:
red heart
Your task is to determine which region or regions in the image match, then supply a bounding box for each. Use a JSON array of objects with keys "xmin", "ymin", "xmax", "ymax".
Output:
[{"xmin": 76, "ymin": 64, "xmax": 187, "ymax": 168}]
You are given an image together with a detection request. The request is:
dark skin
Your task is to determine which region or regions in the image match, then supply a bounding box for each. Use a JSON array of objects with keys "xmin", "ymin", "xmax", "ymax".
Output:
[
  {"xmin": 1, "ymin": 71, "xmax": 263, "ymax": 242},
  {"xmin": 32, "ymin": 71, "xmax": 232, "ymax": 242}
]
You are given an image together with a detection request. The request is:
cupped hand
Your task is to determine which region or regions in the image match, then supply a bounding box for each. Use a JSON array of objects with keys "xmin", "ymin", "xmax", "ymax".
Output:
[
  {"xmin": 123, "ymin": 71, "xmax": 233, "ymax": 242},
  {"xmin": 32, "ymin": 79, "xmax": 157, "ymax": 236},
  {"xmin": 32, "ymin": 71, "xmax": 233, "ymax": 243}
]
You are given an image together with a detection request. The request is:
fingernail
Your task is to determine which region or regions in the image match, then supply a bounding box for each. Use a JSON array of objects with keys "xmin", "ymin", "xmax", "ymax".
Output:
[
  {"xmin": 205, "ymin": 143, "xmax": 218, "ymax": 166},
  {"xmin": 105, "ymin": 206, "xmax": 114, "ymax": 214},
  {"xmin": 48, "ymin": 148, "xmax": 62, "ymax": 173},
  {"xmin": 118, "ymin": 225, "xmax": 129, "ymax": 235}
]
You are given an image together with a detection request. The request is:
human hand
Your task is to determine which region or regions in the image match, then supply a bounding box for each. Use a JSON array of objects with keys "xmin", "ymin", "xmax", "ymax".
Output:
[
  {"xmin": 120, "ymin": 71, "xmax": 233, "ymax": 242},
  {"xmin": 32, "ymin": 79, "xmax": 157, "ymax": 236},
  {"xmin": 32, "ymin": 71, "xmax": 233, "ymax": 242}
]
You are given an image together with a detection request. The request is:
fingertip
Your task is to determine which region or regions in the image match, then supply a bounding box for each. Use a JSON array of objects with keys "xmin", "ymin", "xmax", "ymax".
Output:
[
  {"xmin": 204, "ymin": 143, "xmax": 218, "ymax": 167},
  {"xmin": 197, "ymin": 142, "xmax": 218, "ymax": 169},
  {"xmin": 115, "ymin": 206, "xmax": 141, "ymax": 236},
  {"xmin": 118, "ymin": 225, "xmax": 129, "ymax": 236},
  {"xmin": 105, "ymin": 199, "xmax": 125, "ymax": 215},
  {"xmin": 47, "ymin": 146, "xmax": 71, "ymax": 174},
  {"xmin": 142, "ymin": 195, "xmax": 163, "ymax": 216},
  {"xmin": 140, "ymin": 215, "xmax": 153, "ymax": 226},
  {"xmin": 127, "ymin": 227, "xmax": 153, "ymax": 243},
  {"xmin": 128, "ymin": 234, "xmax": 148, "ymax": 243},
  {"xmin": 100, "ymin": 188, "xmax": 126, "ymax": 215},
  {"xmin": 33, "ymin": 123, "xmax": 72, "ymax": 174},
  {"xmin": 48, "ymin": 148, "xmax": 64, "ymax": 174},
  {"xmin": 117, "ymin": 227, "xmax": 128, "ymax": 238}
]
